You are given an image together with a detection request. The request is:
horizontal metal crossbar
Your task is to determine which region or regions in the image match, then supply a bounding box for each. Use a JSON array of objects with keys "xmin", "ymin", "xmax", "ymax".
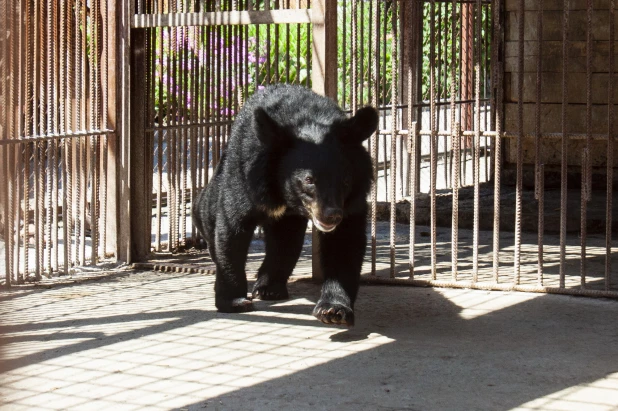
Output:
[
  {"xmin": 132, "ymin": 9, "xmax": 318, "ymax": 28},
  {"xmin": 0, "ymin": 130, "xmax": 116, "ymax": 145}
]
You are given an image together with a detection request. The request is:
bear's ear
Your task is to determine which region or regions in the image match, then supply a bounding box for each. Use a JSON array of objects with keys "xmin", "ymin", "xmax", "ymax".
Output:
[
  {"xmin": 254, "ymin": 107, "xmax": 283, "ymax": 146},
  {"xmin": 338, "ymin": 106, "xmax": 379, "ymax": 144}
]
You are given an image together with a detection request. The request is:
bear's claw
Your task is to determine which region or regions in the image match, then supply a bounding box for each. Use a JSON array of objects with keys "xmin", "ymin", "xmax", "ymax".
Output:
[
  {"xmin": 252, "ymin": 283, "xmax": 289, "ymax": 301},
  {"xmin": 313, "ymin": 302, "xmax": 354, "ymax": 326}
]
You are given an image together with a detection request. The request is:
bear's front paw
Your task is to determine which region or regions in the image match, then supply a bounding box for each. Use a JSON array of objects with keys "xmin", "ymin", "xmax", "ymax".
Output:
[
  {"xmin": 312, "ymin": 301, "xmax": 354, "ymax": 326},
  {"xmin": 252, "ymin": 283, "xmax": 289, "ymax": 301},
  {"xmin": 216, "ymin": 297, "xmax": 254, "ymax": 313}
]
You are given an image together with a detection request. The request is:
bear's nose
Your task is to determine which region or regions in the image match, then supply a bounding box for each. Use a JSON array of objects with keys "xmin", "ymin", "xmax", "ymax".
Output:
[{"xmin": 321, "ymin": 208, "xmax": 343, "ymax": 226}]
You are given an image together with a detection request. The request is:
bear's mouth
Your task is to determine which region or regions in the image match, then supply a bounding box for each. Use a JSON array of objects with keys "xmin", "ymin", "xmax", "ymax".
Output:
[{"xmin": 312, "ymin": 218, "xmax": 338, "ymax": 233}]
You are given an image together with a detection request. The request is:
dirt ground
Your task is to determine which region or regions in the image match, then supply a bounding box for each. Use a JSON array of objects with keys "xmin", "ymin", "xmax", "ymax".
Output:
[{"xmin": 1, "ymin": 224, "xmax": 618, "ymax": 410}]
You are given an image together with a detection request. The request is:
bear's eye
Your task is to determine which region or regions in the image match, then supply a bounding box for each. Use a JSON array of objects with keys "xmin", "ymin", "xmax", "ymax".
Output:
[{"xmin": 304, "ymin": 176, "xmax": 314, "ymax": 185}]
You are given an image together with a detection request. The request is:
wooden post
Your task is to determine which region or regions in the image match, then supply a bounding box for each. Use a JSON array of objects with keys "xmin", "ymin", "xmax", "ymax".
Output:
[
  {"xmin": 129, "ymin": 27, "xmax": 152, "ymax": 261},
  {"xmin": 311, "ymin": 0, "xmax": 337, "ymax": 283}
]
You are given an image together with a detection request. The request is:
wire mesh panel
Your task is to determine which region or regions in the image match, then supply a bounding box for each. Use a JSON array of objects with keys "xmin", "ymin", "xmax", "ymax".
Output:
[{"xmin": 0, "ymin": 0, "xmax": 116, "ymax": 285}]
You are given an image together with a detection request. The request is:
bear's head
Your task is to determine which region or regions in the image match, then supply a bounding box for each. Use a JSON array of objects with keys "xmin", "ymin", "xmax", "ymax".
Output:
[{"xmin": 254, "ymin": 105, "xmax": 379, "ymax": 232}]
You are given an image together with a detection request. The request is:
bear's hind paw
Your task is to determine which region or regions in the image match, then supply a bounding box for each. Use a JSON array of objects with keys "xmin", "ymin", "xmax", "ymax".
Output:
[{"xmin": 312, "ymin": 302, "xmax": 354, "ymax": 326}]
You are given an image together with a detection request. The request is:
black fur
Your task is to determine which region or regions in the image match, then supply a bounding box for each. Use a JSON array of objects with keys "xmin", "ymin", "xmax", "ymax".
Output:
[{"xmin": 192, "ymin": 84, "xmax": 378, "ymax": 325}]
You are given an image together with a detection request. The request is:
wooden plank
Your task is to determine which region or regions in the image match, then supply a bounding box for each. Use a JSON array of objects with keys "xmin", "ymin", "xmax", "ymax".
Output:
[
  {"xmin": 132, "ymin": 9, "xmax": 318, "ymax": 28},
  {"xmin": 311, "ymin": 0, "xmax": 337, "ymax": 283},
  {"xmin": 129, "ymin": 28, "xmax": 151, "ymax": 262}
]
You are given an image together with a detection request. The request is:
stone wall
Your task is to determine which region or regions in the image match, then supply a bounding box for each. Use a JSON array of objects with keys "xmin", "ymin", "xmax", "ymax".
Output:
[{"xmin": 503, "ymin": 0, "xmax": 618, "ymax": 168}]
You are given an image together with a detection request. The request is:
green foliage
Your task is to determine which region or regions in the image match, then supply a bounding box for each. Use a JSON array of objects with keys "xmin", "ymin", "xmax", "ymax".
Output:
[{"xmin": 150, "ymin": 1, "xmax": 492, "ymax": 119}]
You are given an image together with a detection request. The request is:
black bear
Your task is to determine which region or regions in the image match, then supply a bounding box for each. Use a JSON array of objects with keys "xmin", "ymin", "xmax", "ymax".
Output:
[{"xmin": 192, "ymin": 84, "xmax": 378, "ymax": 326}]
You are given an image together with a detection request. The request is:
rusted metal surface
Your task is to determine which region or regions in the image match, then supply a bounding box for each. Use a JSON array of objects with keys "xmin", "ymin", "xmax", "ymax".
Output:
[{"xmin": 1, "ymin": 0, "xmax": 115, "ymax": 285}]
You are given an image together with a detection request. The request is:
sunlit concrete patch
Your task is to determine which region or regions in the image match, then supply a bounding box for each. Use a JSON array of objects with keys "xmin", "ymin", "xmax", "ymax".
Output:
[
  {"xmin": 442, "ymin": 289, "xmax": 542, "ymax": 320},
  {"xmin": 3, "ymin": 268, "xmax": 618, "ymax": 410},
  {"xmin": 512, "ymin": 372, "xmax": 618, "ymax": 411},
  {"xmin": 0, "ymin": 272, "xmax": 393, "ymax": 410}
]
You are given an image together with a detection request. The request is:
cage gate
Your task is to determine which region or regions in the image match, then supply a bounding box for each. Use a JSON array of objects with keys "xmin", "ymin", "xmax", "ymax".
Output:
[{"xmin": 131, "ymin": 0, "xmax": 618, "ymax": 298}]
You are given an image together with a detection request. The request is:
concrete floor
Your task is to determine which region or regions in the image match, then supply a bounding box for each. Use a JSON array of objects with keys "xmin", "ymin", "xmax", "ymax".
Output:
[{"xmin": 2, "ymin": 258, "xmax": 618, "ymax": 410}]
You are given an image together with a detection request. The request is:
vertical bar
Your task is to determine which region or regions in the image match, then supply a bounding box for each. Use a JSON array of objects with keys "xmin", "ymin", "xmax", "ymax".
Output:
[
  {"xmin": 514, "ymin": 0, "xmax": 524, "ymax": 285},
  {"xmin": 536, "ymin": 0, "xmax": 544, "ymax": 285},
  {"xmin": 155, "ymin": 26, "xmax": 163, "ymax": 252},
  {"xmin": 79, "ymin": 0, "xmax": 87, "ymax": 265},
  {"xmin": 472, "ymin": 0, "xmax": 481, "ymax": 282},
  {"xmin": 452, "ymin": 123, "xmax": 461, "ymax": 281},
  {"xmin": 89, "ymin": 0, "xmax": 98, "ymax": 265},
  {"xmin": 190, "ymin": 25, "xmax": 199, "ymax": 244},
  {"xmin": 581, "ymin": 149, "xmax": 588, "ymax": 288},
  {"xmin": 406, "ymin": 0, "xmax": 416, "ymax": 279},
  {"xmin": 492, "ymin": 0, "xmax": 502, "ymax": 282},
  {"xmin": 131, "ymin": 25, "xmax": 151, "ymax": 260},
  {"xmin": 389, "ymin": 0, "xmax": 398, "ymax": 278},
  {"xmin": 378, "ymin": 3, "xmax": 389, "ymax": 199},
  {"xmin": 46, "ymin": 0, "xmax": 54, "ymax": 275},
  {"xmin": 450, "ymin": 0, "xmax": 459, "ymax": 281},
  {"xmin": 607, "ymin": 0, "xmax": 614, "ymax": 290},
  {"xmin": 1, "ymin": 0, "xmax": 8, "ymax": 284},
  {"xmin": 581, "ymin": 0, "xmax": 593, "ymax": 288},
  {"xmin": 34, "ymin": 0, "xmax": 44, "ymax": 280},
  {"xmin": 52, "ymin": 0, "xmax": 60, "ymax": 272},
  {"xmin": 351, "ymin": 0, "xmax": 357, "ymax": 112},
  {"xmin": 170, "ymin": 21, "xmax": 178, "ymax": 251},
  {"xmin": 102, "ymin": 0, "xmax": 112, "ymax": 260},
  {"xmin": 16, "ymin": 0, "xmax": 25, "ymax": 282},
  {"xmin": 371, "ymin": 0, "xmax": 379, "ymax": 275},
  {"xmin": 559, "ymin": 0, "xmax": 569, "ymax": 288},
  {"xmin": 179, "ymin": 24, "xmax": 187, "ymax": 247},
  {"xmin": 430, "ymin": 0, "xmax": 437, "ymax": 279},
  {"xmin": 66, "ymin": 0, "xmax": 74, "ymax": 270},
  {"xmin": 479, "ymin": 4, "xmax": 492, "ymax": 182},
  {"xmin": 408, "ymin": 124, "xmax": 417, "ymax": 278},
  {"xmin": 1, "ymin": 0, "xmax": 9, "ymax": 284}
]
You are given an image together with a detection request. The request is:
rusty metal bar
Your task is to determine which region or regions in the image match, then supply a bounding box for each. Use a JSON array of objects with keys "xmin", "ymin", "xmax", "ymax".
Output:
[
  {"xmin": 535, "ymin": 0, "xmax": 544, "ymax": 285},
  {"xmin": 408, "ymin": 123, "xmax": 418, "ymax": 278},
  {"xmin": 559, "ymin": 0, "xmax": 569, "ymax": 288},
  {"xmin": 492, "ymin": 0, "xmax": 502, "ymax": 283},
  {"xmin": 607, "ymin": 0, "xmax": 615, "ymax": 290},
  {"xmin": 452, "ymin": 123, "xmax": 461, "ymax": 281},
  {"xmin": 580, "ymin": 0, "xmax": 594, "ymax": 288},
  {"xmin": 430, "ymin": 0, "xmax": 437, "ymax": 279},
  {"xmin": 513, "ymin": 0, "xmax": 524, "ymax": 285},
  {"xmin": 351, "ymin": 0, "xmax": 357, "ymax": 112},
  {"xmin": 472, "ymin": 0, "xmax": 481, "ymax": 282},
  {"xmin": 179, "ymin": 25, "xmax": 187, "ymax": 247},
  {"xmin": 2, "ymin": 0, "xmax": 9, "ymax": 284},
  {"xmin": 389, "ymin": 0, "xmax": 398, "ymax": 278},
  {"xmin": 406, "ymin": 0, "xmax": 417, "ymax": 278},
  {"xmin": 370, "ymin": 0, "xmax": 379, "ymax": 275}
]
